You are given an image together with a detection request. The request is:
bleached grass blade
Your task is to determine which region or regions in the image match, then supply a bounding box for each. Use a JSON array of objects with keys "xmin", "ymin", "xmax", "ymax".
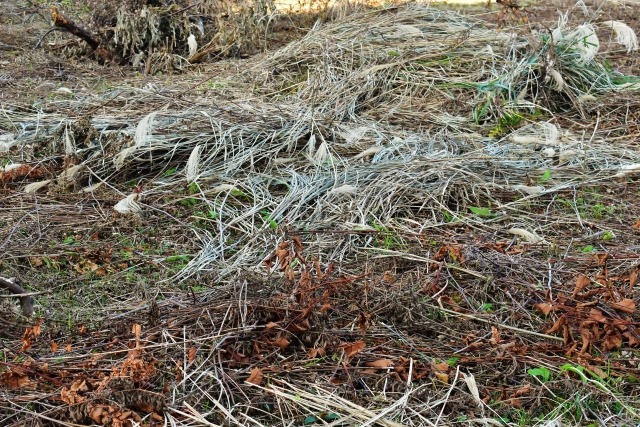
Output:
[
  {"xmin": 186, "ymin": 144, "xmax": 203, "ymax": 182},
  {"xmin": 602, "ymin": 20, "xmax": 639, "ymax": 52},
  {"xmin": 24, "ymin": 180, "xmax": 52, "ymax": 193},
  {"xmin": 113, "ymin": 193, "xmax": 142, "ymax": 214}
]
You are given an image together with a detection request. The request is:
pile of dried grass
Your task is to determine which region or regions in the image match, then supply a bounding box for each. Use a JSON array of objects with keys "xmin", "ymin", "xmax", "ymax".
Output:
[{"xmin": 2, "ymin": 6, "xmax": 640, "ymax": 280}]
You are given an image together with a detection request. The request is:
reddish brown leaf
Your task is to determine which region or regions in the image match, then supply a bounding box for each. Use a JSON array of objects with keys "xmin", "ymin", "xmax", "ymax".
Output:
[
  {"xmin": 65, "ymin": 343, "xmax": 72, "ymax": 352},
  {"xmin": 588, "ymin": 309, "xmax": 607, "ymax": 323},
  {"xmin": 573, "ymin": 275, "xmax": 590, "ymax": 297},
  {"xmin": 490, "ymin": 326, "xmax": 501, "ymax": 344},
  {"xmin": 358, "ymin": 312, "xmax": 370, "ymax": 335},
  {"xmin": 630, "ymin": 271, "xmax": 638, "ymax": 291},
  {"xmin": 504, "ymin": 398, "xmax": 522, "ymax": 408},
  {"xmin": 623, "ymin": 331, "xmax": 640, "ymax": 346},
  {"xmin": 21, "ymin": 337, "xmax": 32, "ymax": 352},
  {"xmin": 610, "ymin": 299, "xmax": 636, "ymax": 313},
  {"xmin": 187, "ymin": 346, "xmax": 197, "ymax": 364},
  {"xmin": 0, "ymin": 371, "xmax": 30, "ymax": 389},
  {"xmin": 535, "ymin": 303, "xmax": 553, "ymax": 316},
  {"xmin": 319, "ymin": 303, "xmax": 332, "ymax": 313},
  {"xmin": 365, "ymin": 359, "xmax": 394, "ymax": 369},
  {"xmin": 603, "ymin": 330, "xmax": 623, "ymax": 351},
  {"xmin": 70, "ymin": 379, "xmax": 88, "ymax": 392},
  {"xmin": 50, "ymin": 341, "xmax": 59, "ymax": 353},
  {"xmin": 265, "ymin": 322, "xmax": 279, "ymax": 329},
  {"xmin": 175, "ymin": 362, "xmax": 183, "ymax": 383},
  {"xmin": 546, "ymin": 316, "xmax": 565, "ymax": 334},
  {"xmin": 594, "ymin": 253, "xmax": 609, "ymax": 266},
  {"xmin": 271, "ymin": 336, "xmax": 290, "ymax": 349},
  {"xmin": 292, "ymin": 235, "xmax": 303, "ymax": 254},
  {"xmin": 433, "ymin": 361, "xmax": 449, "ymax": 373},
  {"xmin": 246, "ymin": 367, "xmax": 264, "ymax": 385},
  {"xmin": 513, "ymin": 383, "xmax": 532, "ymax": 397},
  {"xmin": 382, "ymin": 271, "xmax": 396, "ymax": 283},
  {"xmin": 308, "ymin": 347, "xmax": 326, "ymax": 358},
  {"xmin": 340, "ymin": 340, "xmax": 365, "ymax": 357}
]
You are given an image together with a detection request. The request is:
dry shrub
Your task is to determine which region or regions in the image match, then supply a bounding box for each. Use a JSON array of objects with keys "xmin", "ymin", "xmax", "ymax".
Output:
[{"xmin": 87, "ymin": 0, "xmax": 276, "ymax": 70}]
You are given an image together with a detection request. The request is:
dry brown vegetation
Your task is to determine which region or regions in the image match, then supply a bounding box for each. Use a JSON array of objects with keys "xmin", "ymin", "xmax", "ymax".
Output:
[{"xmin": 1, "ymin": 0, "xmax": 640, "ymax": 426}]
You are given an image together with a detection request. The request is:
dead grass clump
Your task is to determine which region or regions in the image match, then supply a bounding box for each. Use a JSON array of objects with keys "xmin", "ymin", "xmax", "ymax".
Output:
[
  {"xmin": 255, "ymin": 6, "xmax": 639, "ymax": 128},
  {"xmin": 83, "ymin": 0, "xmax": 277, "ymax": 70}
]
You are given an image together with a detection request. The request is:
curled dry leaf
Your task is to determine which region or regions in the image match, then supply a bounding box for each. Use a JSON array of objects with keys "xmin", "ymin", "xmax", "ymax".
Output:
[
  {"xmin": 187, "ymin": 346, "xmax": 197, "ymax": 364},
  {"xmin": 573, "ymin": 274, "xmax": 590, "ymax": 297},
  {"xmin": 246, "ymin": 367, "xmax": 264, "ymax": 385},
  {"xmin": 0, "ymin": 371, "xmax": 30, "ymax": 389},
  {"xmin": 271, "ymin": 336, "xmax": 290, "ymax": 349},
  {"xmin": 308, "ymin": 347, "xmax": 326, "ymax": 358},
  {"xmin": 491, "ymin": 326, "xmax": 501, "ymax": 344},
  {"xmin": 535, "ymin": 302, "xmax": 553, "ymax": 315},
  {"xmin": 610, "ymin": 298, "xmax": 636, "ymax": 313},
  {"xmin": 433, "ymin": 361, "xmax": 450, "ymax": 373}
]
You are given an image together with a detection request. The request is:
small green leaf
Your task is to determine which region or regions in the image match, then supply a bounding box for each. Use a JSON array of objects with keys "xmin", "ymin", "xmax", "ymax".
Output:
[
  {"xmin": 163, "ymin": 167, "xmax": 177, "ymax": 177},
  {"xmin": 469, "ymin": 206, "xmax": 494, "ymax": 218},
  {"xmin": 527, "ymin": 367, "xmax": 551, "ymax": 382},
  {"xmin": 447, "ymin": 356, "xmax": 460, "ymax": 367},
  {"xmin": 479, "ymin": 303, "xmax": 494, "ymax": 312},
  {"xmin": 322, "ymin": 413, "xmax": 340, "ymax": 421},
  {"xmin": 539, "ymin": 170, "xmax": 552, "ymax": 183},
  {"xmin": 303, "ymin": 416, "xmax": 319, "ymax": 425}
]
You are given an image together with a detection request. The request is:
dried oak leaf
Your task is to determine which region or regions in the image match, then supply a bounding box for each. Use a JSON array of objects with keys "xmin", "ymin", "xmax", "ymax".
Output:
[{"xmin": 246, "ymin": 367, "xmax": 264, "ymax": 385}]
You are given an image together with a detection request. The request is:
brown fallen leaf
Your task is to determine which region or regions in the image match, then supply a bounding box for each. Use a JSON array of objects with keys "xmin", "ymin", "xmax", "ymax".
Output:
[
  {"xmin": 433, "ymin": 361, "xmax": 449, "ymax": 373},
  {"xmin": 434, "ymin": 371, "xmax": 449, "ymax": 383},
  {"xmin": 573, "ymin": 274, "xmax": 590, "ymax": 297},
  {"xmin": 629, "ymin": 270, "xmax": 638, "ymax": 289},
  {"xmin": 610, "ymin": 298, "xmax": 636, "ymax": 313},
  {"xmin": 535, "ymin": 302, "xmax": 553, "ymax": 316},
  {"xmin": 271, "ymin": 336, "xmax": 290, "ymax": 349},
  {"xmin": 491, "ymin": 326, "xmax": 501, "ymax": 345},
  {"xmin": 0, "ymin": 371, "xmax": 30, "ymax": 389},
  {"xmin": 513, "ymin": 383, "xmax": 532, "ymax": 397},
  {"xmin": 187, "ymin": 346, "xmax": 197, "ymax": 364},
  {"xmin": 365, "ymin": 359, "xmax": 394, "ymax": 369},
  {"xmin": 340, "ymin": 340, "xmax": 365, "ymax": 358},
  {"xmin": 246, "ymin": 367, "xmax": 264, "ymax": 385},
  {"xmin": 308, "ymin": 347, "xmax": 326, "ymax": 358}
]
